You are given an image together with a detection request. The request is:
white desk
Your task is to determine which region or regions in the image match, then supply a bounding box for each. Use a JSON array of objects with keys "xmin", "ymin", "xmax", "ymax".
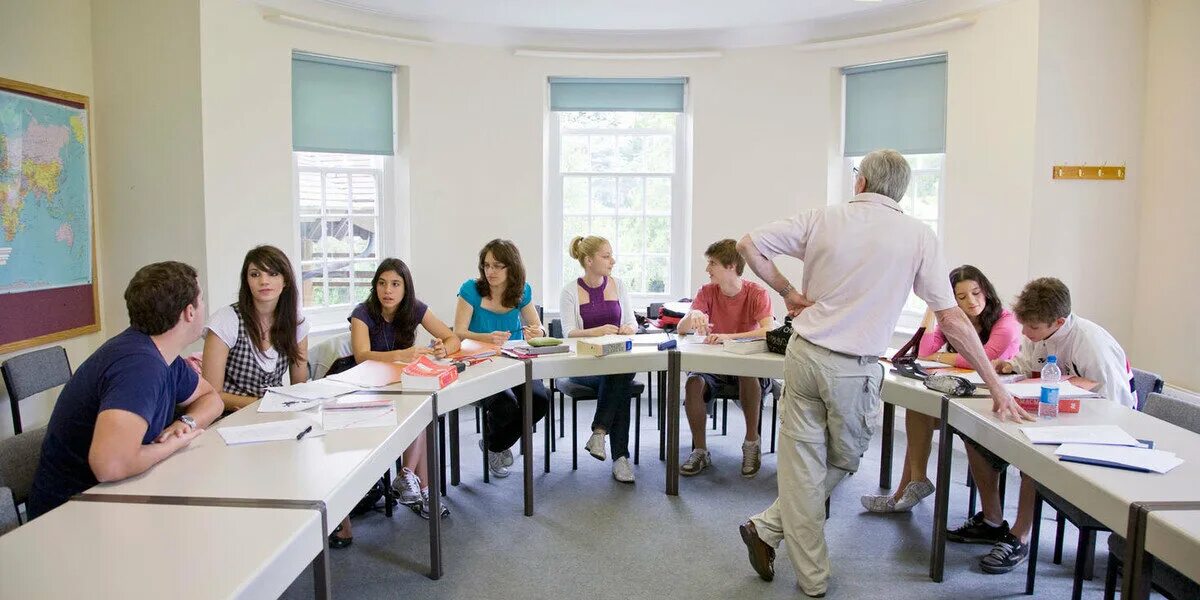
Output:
[
  {"xmin": 0, "ymin": 501, "xmax": 322, "ymax": 599},
  {"xmin": 1138, "ymin": 510, "xmax": 1200, "ymax": 595}
]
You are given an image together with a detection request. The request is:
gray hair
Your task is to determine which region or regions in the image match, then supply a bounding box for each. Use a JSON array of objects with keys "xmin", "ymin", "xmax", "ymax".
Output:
[{"xmin": 859, "ymin": 149, "xmax": 911, "ymax": 202}]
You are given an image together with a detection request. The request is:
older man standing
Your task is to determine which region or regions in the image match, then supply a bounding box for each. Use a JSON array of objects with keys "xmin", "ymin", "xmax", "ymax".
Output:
[{"xmin": 734, "ymin": 149, "xmax": 1030, "ymax": 597}]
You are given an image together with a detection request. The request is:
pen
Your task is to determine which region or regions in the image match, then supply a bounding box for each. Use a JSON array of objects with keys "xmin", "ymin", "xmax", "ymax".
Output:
[{"xmin": 295, "ymin": 425, "xmax": 313, "ymax": 441}]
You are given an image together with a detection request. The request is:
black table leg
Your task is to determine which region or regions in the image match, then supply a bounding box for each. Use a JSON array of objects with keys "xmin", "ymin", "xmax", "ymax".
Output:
[
  {"xmin": 930, "ymin": 395, "xmax": 952, "ymax": 582},
  {"xmin": 449, "ymin": 409, "xmax": 460, "ymax": 487},
  {"xmin": 880, "ymin": 401, "xmax": 895, "ymax": 489},
  {"xmin": 522, "ymin": 360, "xmax": 534, "ymax": 517},
  {"xmin": 666, "ymin": 351, "xmax": 681, "ymax": 496},
  {"xmin": 426, "ymin": 395, "xmax": 443, "ymax": 580}
]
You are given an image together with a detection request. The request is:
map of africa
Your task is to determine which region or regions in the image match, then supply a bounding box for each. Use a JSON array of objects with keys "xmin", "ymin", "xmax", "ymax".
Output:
[{"xmin": 0, "ymin": 87, "xmax": 93, "ymax": 294}]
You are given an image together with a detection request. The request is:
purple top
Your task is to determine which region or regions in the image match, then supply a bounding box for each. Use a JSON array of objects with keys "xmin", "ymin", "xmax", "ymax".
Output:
[
  {"xmin": 577, "ymin": 276, "xmax": 623, "ymax": 330},
  {"xmin": 349, "ymin": 301, "xmax": 429, "ymax": 352}
]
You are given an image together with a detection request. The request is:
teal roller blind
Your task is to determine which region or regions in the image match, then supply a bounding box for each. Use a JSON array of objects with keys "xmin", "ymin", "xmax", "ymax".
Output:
[
  {"xmin": 843, "ymin": 54, "xmax": 947, "ymax": 156},
  {"xmin": 292, "ymin": 53, "xmax": 395, "ymax": 155},
  {"xmin": 549, "ymin": 77, "xmax": 687, "ymax": 112}
]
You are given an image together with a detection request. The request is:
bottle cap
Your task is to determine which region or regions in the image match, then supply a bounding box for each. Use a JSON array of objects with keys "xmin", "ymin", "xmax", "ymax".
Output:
[{"xmin": 1046, "ymin": 355, "xmax": 1057, "ymax": 363}]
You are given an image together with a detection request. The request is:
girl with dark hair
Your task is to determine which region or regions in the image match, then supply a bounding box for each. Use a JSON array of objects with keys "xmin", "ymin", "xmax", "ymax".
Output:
[
  {"xmin": 454, "ymin": 239, "xmax": 550, "ymax": 479},
  {"xmin": 861, "ymin": 264, "xmax": 1021, "ymax": 513},
  {"xmin": 202, "ymin": 245, "xmax": 309, "ymax": 412},
  {"xmin": 341, "ymin": 258, "xmax": 459, "ymax": 542}
]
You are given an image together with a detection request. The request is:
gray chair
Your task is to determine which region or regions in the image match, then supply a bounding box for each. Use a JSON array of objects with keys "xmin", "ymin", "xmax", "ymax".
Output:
[
  {"xmin": 711, "ymin": 380, "xmax": 783, "ymax": 454},
  {"xmin": 1131, "ymin": 368, "xmax": 1165, "ymax": 412},
  {"xmin": 0, "ymin": 427, "xmax": 47, "ymax": 534},
  {"xmin": 1103, "ymin": 391, "xmax": 1200, "ymax": 599},
  {"xmin": 556, "ymin": 377, "xmax": 646, "ymax": 469},
  {"xmin": 1, "ymin": 347, "xmax": 72, "ymax": 434}
]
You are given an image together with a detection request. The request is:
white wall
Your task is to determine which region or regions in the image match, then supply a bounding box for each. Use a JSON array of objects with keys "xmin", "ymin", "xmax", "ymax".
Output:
[
  {"xmin": 1133, "ymin": 0, "xmax": 1200, "ymax": 392},
  {"xmin": 0, "ymin": 0, "xmax": 102, "ymax": 436}
]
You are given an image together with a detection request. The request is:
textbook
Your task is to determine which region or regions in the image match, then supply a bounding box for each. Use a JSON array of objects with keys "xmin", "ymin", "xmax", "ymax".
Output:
[
  {"xmin": 449, "ymin": 339, "xmax": 501, "ymax": 362},
  {"xmin": 324, "ymin": 393, "xmax": 395, "ymax": 411},
  {"xmin": 401, "ymin": 355, "xmax": 459, "ymax": 391},
  {"xmin": 503, "ymin": 344, "xmax": 570, "ymax": 359},
  {"xmin": 723, "ymin": 338, "xmax": 767, "ymax": 355},
  {"xmin": 326, "ymin": 360, "xmax": 405, "ymax": 388},
  {"xmin": 576, "ymin": 335, "xmax": 633, "ymax": 357}
]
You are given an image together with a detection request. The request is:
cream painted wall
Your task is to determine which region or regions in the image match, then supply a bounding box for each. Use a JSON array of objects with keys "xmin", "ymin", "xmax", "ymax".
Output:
[
  {"xmin": 1028, "ymin": 0, "xmax": 1146, "ymax": 347},
  {"xmin": 0, "ymin": 0, "xmax": 102, "ymax": 437},
  {"xmin": 1133, "ymin": 0, "xmax": 1200, "ymax": 392}
]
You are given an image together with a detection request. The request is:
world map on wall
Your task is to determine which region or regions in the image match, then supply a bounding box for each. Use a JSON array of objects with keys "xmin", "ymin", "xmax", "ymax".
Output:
[{"xmin": 0, "ymin": 88, "xmax": 93, "ymax": 294}]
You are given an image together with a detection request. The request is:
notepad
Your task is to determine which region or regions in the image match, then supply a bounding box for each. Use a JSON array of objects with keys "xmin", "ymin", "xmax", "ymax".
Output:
[
  {"xmin": 1055, "ymin": 443, "xmax": 1183, "ymax": 474},
  {"xmin": 1020, "ymin": 425, "xmax": 1140, "ymax": 446},
  {"xmin": 267, "ymin": 379, "xmax": 358, "ymax": 401},
  {"xmin": 217, "ymin": 420, "xmax": 313, "ymax": 445},
  {"xmin": 1004, "ymin": 382, "xmax": 1100, "ymax": 399}
]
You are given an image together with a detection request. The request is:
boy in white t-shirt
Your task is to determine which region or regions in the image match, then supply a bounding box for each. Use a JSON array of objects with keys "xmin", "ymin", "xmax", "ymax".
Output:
[{"xmin": 949, "ymin": 277, "xmax": 1134, "ymax": 574}]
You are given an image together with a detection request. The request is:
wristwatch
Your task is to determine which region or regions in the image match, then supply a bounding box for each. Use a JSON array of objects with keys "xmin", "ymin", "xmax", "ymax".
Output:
[{"xmin": 178, "ymin": 414, "xmax": 197, "ymax": 429}]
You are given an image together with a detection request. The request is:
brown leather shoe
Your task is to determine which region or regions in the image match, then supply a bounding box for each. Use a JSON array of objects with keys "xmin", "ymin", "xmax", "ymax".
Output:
[{"xmin": 739, "ymin": 520, "xmax": 775, "ymax": 581}]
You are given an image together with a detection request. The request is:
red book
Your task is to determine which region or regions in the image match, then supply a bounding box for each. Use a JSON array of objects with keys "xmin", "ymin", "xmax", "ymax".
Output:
[{"xmin": 402, "ymin": 356, "xmax": 459, "ymax": 391}]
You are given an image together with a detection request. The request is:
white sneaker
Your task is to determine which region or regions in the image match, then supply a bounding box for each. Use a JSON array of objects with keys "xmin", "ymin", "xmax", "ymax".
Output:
[
  {"xmin": 741, "ymin": 440, "xmax": 762, "ymax": 478},
  {"xmin": 479, "ymin": 439, "xmax": 510, "ymax": 478},
  {"xmin": 500, "ymin": 447, "xmax": 514, "ymax": 467},
  {"xmin": 860, "ymin": 493, "xmax": 898, "ymax": 513},
  {"xmin": 612, "ymin": 456, "xmax": 634, "ymax": 483},
  {"xmin": 680, "ymin": 448, "xmax": 712, "ymax": 476},
  {"xmin": 392, "ymin": 468, "xmax": 422, "ymax": 506},
  {"xmin": 893, "ymin": 480, "xmax": 935, "ymax": 511},
  {"xmin": 585, "ymin": 431, "xmax": 606, "ymax": 461}
]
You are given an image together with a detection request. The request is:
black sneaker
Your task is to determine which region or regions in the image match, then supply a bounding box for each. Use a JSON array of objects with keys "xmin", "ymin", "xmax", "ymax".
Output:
[
  {"xmin": 980, "ymin": 532, "xmax": 1029, "ymax": 573},
  {"xmin": 947, "ymin": 511, "xmax": 1009, "ymax": 544}
]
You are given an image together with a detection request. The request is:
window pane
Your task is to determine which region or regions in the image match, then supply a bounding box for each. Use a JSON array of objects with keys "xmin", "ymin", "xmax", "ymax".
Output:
[
  {"xmin": 632, "ymin": 113, "xmax": 675, "ymax": 129},
  {"xmin": 350, "ymin": 173, "xmax": 378, "ymax": 214},
  {"xmin": 645, "ymin": 217, "xmax": 670, "ymax": 253},
  {"xmin": 324, "ymin": 172, "xmax": 350, "ymax": 212},
  {"xmin": 352, "ymin": 261, "xmax": 376, "ymax": 303},
  {"xmin": 590, "ymin": 177, "xmax": 616, "ymax": 214},
  {"xmin": 560, "ymin": 111, "xmax": 631, "ymax": 130},
  {"xmin": 912, "ymin": 173, "xmax": 938, "ymax": 220},
  {"xmin": 563, "ymin": 216, "xmax": 588, "ymax": 245},
  {"xmin": 327, "ymin": 217, "xmax": 352, "ymax": 259},
  {"xmin": 589, "ymin": 135, "xmax": 616, "ymax": 172},
  {"xmin": 326, "ymin": 262, "xmax": 352, "ymax": 306},
  {"xmin": 351, "ymin": 217, "xmax": 377, "ymax": 258},
  {"xmin": 645, "ymin": 177, "xmax": 671, "ymax": 213},
  {"xmin": 645, "ymin": 256, "xmax": 669, "ymax": 294},
  {"xmin": 617, "ymin": 216, "xmax": 643, "ymax": 255},
  {"xmin": 300, "ymin": 263, "xmax": 324, "ymax": 307},
  {"xmin": 562, "ymin": 134, "xmax": 589, "ymax": 172},
  {"xmin": 645, "ymin": 135, "xmax": 674, "ymax": 173},
  {"xmin": 298, "ymin": 171, "xmax": 322, "ymax": 214},
  {"xmin": 616, "ymin": 135, "xmax": 647, "ymax": 172},
  {"xmin": 300, "ymin": 217, "xmax": 323, "ymax": 261},
  {"xmin": 591, "ymin": 216, "xmax": 616, "ymax": 242},
  {"xmin": 617, "ymin": 177, "xmax": 643, "ymax": 213},
  {"xmin": 563, "ymin": 176, "xmax": 588, "ymax": 214},
  {"xmin": 616, "ymin": 255, "xmax": 643, "ymax": 293}
]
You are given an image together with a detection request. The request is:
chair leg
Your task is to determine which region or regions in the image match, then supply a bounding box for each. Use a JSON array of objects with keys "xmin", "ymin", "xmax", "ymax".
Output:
[
  {"xmin": 382, "ymin": 470, "xmax": 393, "ymax": 518},
  {"xmin": 572, "ymin": 397, "xmax": 579, "ymax": 471},
  {"xmin": 439, "ymin": 416, "xmax": 447, "ymax": 496},
  {"xmin": 1103, "ymin": 551, "xmax": 1118, "ymax": 600},
  {"xmin": 1083, "ymin": 528, "xmax": 1097, "ymax": 580},
  {"xmin": 475, "ymin": 404, "xmax": 481, "ymax": 434},
  {"xmin": 647, "ymin": 372, "xmax": 653, "ymax": 416},
  {"xmin": 559, "ymin": 390, "xmax": 565, "ymax": 439},
  {"xmin": 757, "ymin": 397, "xmax": 764, "ymax": 439},
  {"xmin": 711, "ymin": 400, "xmax": 718, "ymax": 430},
  {"xmin": 1053, "ymin": 512, "xmax": 1066, "ymax": 564},
  {"xmin": 770, "ymin": 392, "xmax": 778, "ymax": 454},
  {"xmin": 824, "ymin": 497, "xmax": 831, "ymax": 519},
  {"xmin": 548, "ymin": 389, "xmax": 556, "ymax": 453},
  {"xmin": 1026, "ymin": 492, "xmax": 1043, "ymax": 595},
  {"xmin": 634, "ymin": 394, "xmax": 641, "ymax": 465},
  {"xmin": 967, "ymin": 471, "xmax": 977, "ymax": 516},
  {"xmin": 481, "ymin": 407, "xmax": 490, "ymax": 484},
  {"xmin": 999, "ymin": 467, "xmax": 1008, "ymax": 508},
  {"xmin": 1071, "ymin": 528, "xmax": 1094, "ymax": 600}
]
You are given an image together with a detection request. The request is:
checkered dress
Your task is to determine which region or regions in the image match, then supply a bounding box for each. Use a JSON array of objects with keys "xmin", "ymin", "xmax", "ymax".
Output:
[{"xmin": 222, "ymin": 304, "xmax": 290, "ymax": 398}]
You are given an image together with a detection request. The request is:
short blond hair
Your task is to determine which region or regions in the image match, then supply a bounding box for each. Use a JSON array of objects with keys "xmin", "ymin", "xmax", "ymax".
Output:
[{"xmin": 568, "ymin": 235, "xmax": 610, "ymax": 268}]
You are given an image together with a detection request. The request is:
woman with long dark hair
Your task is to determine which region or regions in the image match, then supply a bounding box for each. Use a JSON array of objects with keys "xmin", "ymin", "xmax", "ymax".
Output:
[
  {"xmin": 861, "ymin": 264, "xmax": 1020, "ymax": 513},
  {"xmin": 202, "ymin": 245, "xmax": 308, "ymax": 412},
  {"xmin": 454, "ymin": 239, "xmax": 550, "ymax": 479},
  {"xmin": 348, "ymin": 258, "xmax": 458, "ymax": 524}
]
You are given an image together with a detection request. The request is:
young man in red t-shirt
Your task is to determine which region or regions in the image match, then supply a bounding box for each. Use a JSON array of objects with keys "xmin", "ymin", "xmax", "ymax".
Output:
[{"xmin": 677, "ymin": 239, "xmax": 776, "ymax": 477}]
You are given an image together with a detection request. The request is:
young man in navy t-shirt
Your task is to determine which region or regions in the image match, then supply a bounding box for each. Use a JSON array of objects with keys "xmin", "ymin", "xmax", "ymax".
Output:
[{"xmin": 27, "ymin": 261, "xmax": 224, "ymax": 519}]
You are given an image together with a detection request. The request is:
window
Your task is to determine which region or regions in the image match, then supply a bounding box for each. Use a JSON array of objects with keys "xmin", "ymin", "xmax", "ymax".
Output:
[
  {"xmin": 295, "ymin": 152, "xmax": 388, "ymax": 310},
  {"xmin": 546, "ymin": 77, "xmax": 689, "ymax": 310},
  {"xmin": 291, "ymin": 52, "xmax": 397, "ymax": 321}
]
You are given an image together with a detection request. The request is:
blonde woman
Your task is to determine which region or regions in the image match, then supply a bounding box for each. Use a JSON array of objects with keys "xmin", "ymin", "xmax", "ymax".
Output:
[{"xmin": 560, "ymin": 235, "xmax": 639, "ymax": 483}]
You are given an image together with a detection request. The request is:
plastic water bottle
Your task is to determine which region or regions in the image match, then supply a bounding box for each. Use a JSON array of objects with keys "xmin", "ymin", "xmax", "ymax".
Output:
[{"xmin": 1039, "ymin": 355, "xmax": 1062, "ymax": 419}]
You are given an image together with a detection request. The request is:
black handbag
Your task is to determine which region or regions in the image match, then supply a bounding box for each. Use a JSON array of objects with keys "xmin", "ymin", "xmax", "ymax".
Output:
[{"xmin": 766, "ymin": 316, "xmax": 794, "ymax": 355}]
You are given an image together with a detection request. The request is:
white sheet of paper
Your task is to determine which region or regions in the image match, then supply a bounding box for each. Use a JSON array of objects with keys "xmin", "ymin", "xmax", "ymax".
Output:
[
  {"xmin": 917, "ymin": 358, "xmax": 952, "ymax": 368},
  {"xmin": 959, "ymin": 371, "xmax": 1027, "ymax": 386},
  {"xmin": 1020, "ymin": 425, "xmax": 1140, "ymax": 446},
  {"xmin": 1004, "ymin": 381, "xmax": 1100, "ymax": 399},
  {"xmin": 267, "ymin": 380, "xmax": 358, "ymax": 401},
  {"xmin": 1055, "ymin": 443, "xmax": 1184, "ymax": 474},
  {"xmin": 257, "ymin": 391, "xmax": 321, "ymax": 413},
  {"xmin": 322, "ymin": 406, "xmax": 397, "ymax": 431},
  {"xmin": 217, "ymin": 420, "xmax": 313, "ymax": 445}
]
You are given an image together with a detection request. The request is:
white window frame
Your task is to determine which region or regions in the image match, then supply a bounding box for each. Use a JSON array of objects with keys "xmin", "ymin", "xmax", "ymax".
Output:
[
  {"xmin": 292, "ymin": 152, "xmax": 396, "ymax": 332},
  {"xmin": 546, "ymin": 111, "xmax": 690, "ymax": 312},
  {"xmin": 842, "ymin": 153, "xmax": 946, "ymax": 331}
]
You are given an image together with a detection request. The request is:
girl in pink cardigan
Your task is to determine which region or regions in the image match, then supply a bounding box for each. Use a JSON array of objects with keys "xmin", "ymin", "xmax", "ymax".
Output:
[{"xmin": 862, "ymin": 265, "xmax": 1020, "ymax": 513}]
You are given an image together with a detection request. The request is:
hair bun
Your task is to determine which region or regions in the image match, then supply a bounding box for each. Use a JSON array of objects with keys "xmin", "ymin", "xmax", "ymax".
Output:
[{"xmin": 568, "ymin": 236, "xmax": 585, "ymax": 260}]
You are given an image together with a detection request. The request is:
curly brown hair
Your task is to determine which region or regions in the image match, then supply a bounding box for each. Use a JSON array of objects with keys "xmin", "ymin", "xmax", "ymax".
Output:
[
  {"xmin": 475, "ymin": 239, "xmax": 526, "ymax": 309},
  {"xmin": 125, "ymin": 261, "xmax": 200, "ymax": 335},
  {"xmin": 1013, "ymin": 277, "xmax": 1072, "ymax": 325}
]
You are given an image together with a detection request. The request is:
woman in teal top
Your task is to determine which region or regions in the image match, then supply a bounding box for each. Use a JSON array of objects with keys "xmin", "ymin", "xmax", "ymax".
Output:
[{"xmin": 454, "ymin": 239, "xmax": 550, "ymax": 479}]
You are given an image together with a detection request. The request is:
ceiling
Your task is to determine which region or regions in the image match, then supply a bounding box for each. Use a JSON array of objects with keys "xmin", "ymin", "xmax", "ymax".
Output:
[{"xmin": 264, "ymin": 0, "xmax": 1003, "ymax": 49}]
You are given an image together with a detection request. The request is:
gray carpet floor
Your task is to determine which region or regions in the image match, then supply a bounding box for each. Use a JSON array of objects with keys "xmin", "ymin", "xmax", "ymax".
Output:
[{"xmin": 280, "ymin": 388, "xmax": 1149, "ymax": 599}]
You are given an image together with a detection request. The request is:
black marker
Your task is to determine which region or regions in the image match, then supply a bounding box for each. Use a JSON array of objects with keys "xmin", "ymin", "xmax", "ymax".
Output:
[{"xmin": 295, "ymin": 425, "xmax": 313, "ymax": 441}]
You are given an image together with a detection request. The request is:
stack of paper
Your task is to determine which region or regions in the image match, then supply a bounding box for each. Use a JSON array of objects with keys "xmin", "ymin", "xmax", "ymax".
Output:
[
  {"xmin": 325, "ymin": 360, "xmax": 405, "ymax": 388},
  {"xmin": 1055, "ymin": 443, "xmax": 1183, "ymax": 473},
  {"xmin": 959, "ymin": 371, "xmax": 1027, "ymax": 386},
  {"xmin": 1020, "ymin": 425, "xmax": 1140, "ymax": 446},
  {"xmin": 268, "ymin": 379, "xmax": 358, "ymax": 401},
  {"xmin": 1005, "ymin": 381, "xmax": 1100, "ymax": 399}
]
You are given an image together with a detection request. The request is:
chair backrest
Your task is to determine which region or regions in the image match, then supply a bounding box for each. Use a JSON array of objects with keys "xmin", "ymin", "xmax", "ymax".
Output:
[
  {"xmin": 1131, "ymin": 367, "xmax": 1165, "ymax": 411},
  {"xmin": 647, "ymin": 303, "xmax": 664, "ymax": 319},
  {"xmin": 1, "ymin": 346, "xmax": 72, "ymax": 434},
  {"xmin": 0, "ymin": 426, "xmax": 47, "ymax": 508},
  {"xmin": 1142, "ymin": 392, "xmax": 1200, "ymax": 436},
  {"xmin": 307, "ymin": 332, "xmax": 353, "ymax": 380},
  {"xmin": 549, "ymin": 318, "xmax": 563, "ymax": 339},
  {"xmin": 536, "ymin": 304, "xmax": 544, "ymax": 325}
]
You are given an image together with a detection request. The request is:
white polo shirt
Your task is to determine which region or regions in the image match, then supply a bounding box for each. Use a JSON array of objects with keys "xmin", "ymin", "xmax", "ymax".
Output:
[
  {"xmin": 1008, "ymin": 314, "xmax": 1136, "ymax": 408},
  {"xmin": 750, "ymin": 192, "xmax": 956, "ymax": 357}
]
